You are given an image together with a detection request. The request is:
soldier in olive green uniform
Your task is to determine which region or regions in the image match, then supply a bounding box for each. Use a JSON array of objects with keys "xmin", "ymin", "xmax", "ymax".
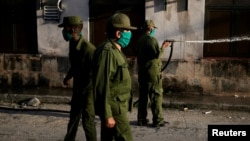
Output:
[
  {"xmin": 58, "ymin": 16, "xmax": 97, "ymax": 141},
  {"xmin": 136, "ymin": 20, "xmax": 170, "ymax": 127},
  {"xmin": 92, "ymin": 12, "xmax": 137, "ymax": 141}
]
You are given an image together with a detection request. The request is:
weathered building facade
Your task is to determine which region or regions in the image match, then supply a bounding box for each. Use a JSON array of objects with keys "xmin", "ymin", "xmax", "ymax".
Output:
[{"xmin": 0, "ymin": 0, "xmax": 250, "ymax": 99}]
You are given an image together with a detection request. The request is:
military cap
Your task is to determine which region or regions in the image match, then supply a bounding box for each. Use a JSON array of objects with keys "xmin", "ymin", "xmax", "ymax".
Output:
[
  {"xmin": 107, "ymin": 12, "xmax": 137, "ymax": 30},
  {"xmin": 58, "ymin": 16, "xmax": 82, "ymax": 27},
  {"xmin": 144, "ymin": 20, "xmax": 157, "ymax": 28}
]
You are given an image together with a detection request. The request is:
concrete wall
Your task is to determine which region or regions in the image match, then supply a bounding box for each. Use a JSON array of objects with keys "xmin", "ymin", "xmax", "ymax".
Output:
[
  {"xmin": 37, "ymin": 0, "xmax": 90, "ymax": 57},
  {"xmin": 0, "ymin": 54, "xmax": 250, "ymax": 97},
  {"xmin": 145, "ymin": 0, "xmax": 205, "ymax": 61},
  {"xmin": 0, "ymin": 0, "xmax": 250, "ymax": 98},
  {"xmin": 162, "ymin": 59, "xmax": 250, "ymax": 96},
  {"xmin": 37, "ymin": 0, "xmax": 205, "ymax": 60},
  {"xmin": 141, "ymin": 0, "xmax": 250, "ymax": 97},
  {"xmin": 0, "ymin": 54, "xmax": 69, "ymax": 90}
]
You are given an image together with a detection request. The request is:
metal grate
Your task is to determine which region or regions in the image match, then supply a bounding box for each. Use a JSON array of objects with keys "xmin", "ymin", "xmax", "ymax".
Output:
[{"xmin": 43, "ymin": 6, "xmax": 60, "ymax": 21}]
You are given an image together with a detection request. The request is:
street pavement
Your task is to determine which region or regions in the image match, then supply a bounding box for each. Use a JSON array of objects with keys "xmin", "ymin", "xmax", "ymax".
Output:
[
  {"xmin": 0, "ymin": 102, "xmax": 250, "ymax": 141},
  {"xmin": 1, "ymin": 89, "xmax": 250, "ymax": 141}
]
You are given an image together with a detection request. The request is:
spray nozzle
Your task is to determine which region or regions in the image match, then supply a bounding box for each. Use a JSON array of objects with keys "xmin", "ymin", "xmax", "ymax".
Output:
[
  {"xmin": 164, "ymin": 39, "xmax": 175, "ymax": 47},
  {"xmin": 165, "ymin": 39, "xmax": 176, "ymax": 42}
]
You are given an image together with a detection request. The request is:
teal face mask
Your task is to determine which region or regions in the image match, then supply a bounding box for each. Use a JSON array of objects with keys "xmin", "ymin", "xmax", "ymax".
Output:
[
  {"xmin": 117, "ymin": 31, "xmax": 132, "ymax": 48},
  {"xmin": 62, "ymin": 30, "xmax": 83, "ymax": 41},
  {"xmin": 150, "ymin": 29, "xmax": 156, "ymax": 37},
  {"xmin": 62, "ymin": 29, "xmax": 73, "ymax": 41}
]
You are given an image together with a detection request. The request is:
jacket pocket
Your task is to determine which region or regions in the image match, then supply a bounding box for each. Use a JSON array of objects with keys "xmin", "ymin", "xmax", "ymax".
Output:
[{"xmin": 116, "ymin": 93, "xmax": 131, "ymax": 102}]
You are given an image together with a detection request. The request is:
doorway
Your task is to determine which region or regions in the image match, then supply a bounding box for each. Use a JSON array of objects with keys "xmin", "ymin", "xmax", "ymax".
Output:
[
  {"xmin": 0, "ymin": 0, "xmax": 38, "ymax": 54},
  {"xmin": 204, "ymin": 0, "xmax": 250, "ymax": 58},
  {"xmin": 89, "ymin": 0, "xmax": 145, "ymax": 57}
]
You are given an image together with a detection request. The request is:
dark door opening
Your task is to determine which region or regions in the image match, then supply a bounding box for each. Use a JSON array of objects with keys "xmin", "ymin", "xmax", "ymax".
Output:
[
  {"xmin": 0, "ymin": 0, "xmax": 38, "ymax": 54},
  {"xmin": 204, "ymin": 0, "xmax": 250, "ymax": 58},
  {"xmin": 89, "ymin": 0, "xmax": 145, "ymax": 57}
]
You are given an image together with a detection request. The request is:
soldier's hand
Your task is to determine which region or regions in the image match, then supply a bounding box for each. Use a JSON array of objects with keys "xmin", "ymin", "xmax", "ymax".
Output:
[
  {"xmin": 161, "ymin": 40, "xmax": 171, "ymax": 49},
  {"xmin": 106, "ymin": 117, "xmax": 116, "ymax": 128},
  {"xmin": 63, "ymin": 78, "xmax": 69, "ymax": 86}
]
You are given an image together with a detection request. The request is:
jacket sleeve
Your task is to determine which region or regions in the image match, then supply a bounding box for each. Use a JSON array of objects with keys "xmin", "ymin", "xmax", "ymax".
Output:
[
  {"xmin": 147, "ymin": 37, "xmax": 162, "ymax": 59},
  {"xmin": 94, "ymin": 49, "xmax": 114, "ymax": 119}
]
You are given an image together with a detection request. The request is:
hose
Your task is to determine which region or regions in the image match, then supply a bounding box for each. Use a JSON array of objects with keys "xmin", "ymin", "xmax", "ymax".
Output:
[
  {"xmin": 0, "ymin": 105, "xmax": 69, "ymax": 113},
  {"xmin": 161, "ymin": 42, "xmax": 174, "ymax": 72}
]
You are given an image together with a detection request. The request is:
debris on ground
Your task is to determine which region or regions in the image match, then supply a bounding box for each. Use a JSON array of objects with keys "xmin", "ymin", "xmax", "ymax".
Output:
[
  {"xmin": 203, "ymin": 111, "xmax": 212, "ymax": 114},
  {"xmin": 183, "ymin": 107, "xmax": 188, "ymax": 112},
  {"xmin": 27, "ymin": 97, "xmax": 41, "ymax": 107}
]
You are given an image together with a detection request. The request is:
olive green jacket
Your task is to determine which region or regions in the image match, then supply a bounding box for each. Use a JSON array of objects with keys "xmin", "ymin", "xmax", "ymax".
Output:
[
  {"xmin": 136, "ymin": 34, "xmax": 164, "ymax": 79},
  {"xmin": 93, "ymin": 40, "xmax": 132, "ymax": 119},
  {"xmin": 66, "ymin": 36, "xmax": 96, "ymax": 87}
]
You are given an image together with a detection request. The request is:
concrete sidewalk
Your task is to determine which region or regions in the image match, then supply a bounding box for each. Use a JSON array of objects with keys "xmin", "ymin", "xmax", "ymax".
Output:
[{"xmin": 1, "ymin": 88, "xmax": 250, "ymax": 111}]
